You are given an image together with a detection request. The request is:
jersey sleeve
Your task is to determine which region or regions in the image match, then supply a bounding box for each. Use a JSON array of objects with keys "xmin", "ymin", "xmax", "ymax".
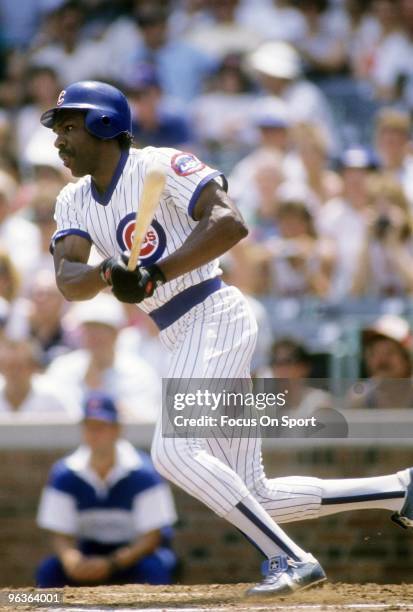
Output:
[
  {"xmin": 50, "ymin": 184, "xmax": 92, "ymax": 254},
  {"xmin": 36, "ymin": 461, "xmax": 78, "ymax": 535},
  {"xmin": 142, "ymin": 147, "xmax": 228, "ymax": 220}
]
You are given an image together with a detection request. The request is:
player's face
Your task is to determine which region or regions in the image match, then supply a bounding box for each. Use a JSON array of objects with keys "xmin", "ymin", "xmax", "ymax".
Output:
[{"xmin": 53, "ymin": 111, "xmax": 101, "ymax": 177}]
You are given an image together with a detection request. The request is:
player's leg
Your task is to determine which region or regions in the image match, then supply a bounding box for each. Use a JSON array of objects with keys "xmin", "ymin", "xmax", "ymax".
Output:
[
  {"xmin": 152, "ymin": 286, "xmax": 312, "ymax": 564},
  {"xmin": 202, "ymin": 291, "xmax": 410, "ymax": 525},
  {"xmin": 225, "ymin": 386, "xmax": 408, "ymax": 523},
  {"xmin": 243, "ymin": 457, "xmax": 408, "ymax": 524}
]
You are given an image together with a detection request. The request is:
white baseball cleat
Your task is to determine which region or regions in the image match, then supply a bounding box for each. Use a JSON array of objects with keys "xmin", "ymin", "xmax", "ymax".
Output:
[
  {"xmin": 246, "ymin": 554, "xmax": 327, "ymax": 598},
  {"xmin": 392, "ymin": 468, "xmax": 413, "ymax": 529}
]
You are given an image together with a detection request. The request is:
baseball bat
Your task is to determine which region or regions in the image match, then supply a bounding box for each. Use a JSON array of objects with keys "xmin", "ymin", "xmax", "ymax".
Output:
[{"xmin": 127, "ymin": 165, "xmax": 166, "ymax": 271}]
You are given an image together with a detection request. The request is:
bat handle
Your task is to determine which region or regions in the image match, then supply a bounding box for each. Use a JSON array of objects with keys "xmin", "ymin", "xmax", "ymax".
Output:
[{"xmin": 127, "ymin": 252, "xmax": 139, "ymax": 271}]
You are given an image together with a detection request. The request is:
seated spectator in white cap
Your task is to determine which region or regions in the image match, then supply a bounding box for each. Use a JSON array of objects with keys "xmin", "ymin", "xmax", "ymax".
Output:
[
  {"xmin": 318, "ymin": 147, "xmax": 379, "ymax": 299},
  {"xmin": 350, "ymin": 315, "xmax": 413, "ymax": 409},
  {"xmin": 36, "ymin": 391, "xmax": 177, "ymax": 587},
  {"xmin": 0, "ymin": 338, "xmax": 71, "ymax": 417},
  {"xmin": 246, "ymin": 41, "xmax": 338, "ymax": 153},
  {"xmin": 47, "ymin": 293, "xmax": 160, "ymax": 421}
]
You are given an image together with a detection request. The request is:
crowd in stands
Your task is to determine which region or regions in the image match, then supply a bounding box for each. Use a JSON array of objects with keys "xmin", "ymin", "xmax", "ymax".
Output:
[{"xmin": 0, "ymin": 0, "xmax": 411, "ymax": 421}]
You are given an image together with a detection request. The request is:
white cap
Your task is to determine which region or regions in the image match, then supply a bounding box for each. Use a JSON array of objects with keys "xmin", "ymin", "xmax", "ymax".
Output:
[
  {"xmin": 247, "ymin": 41, "xmax": 301, "ymax": 80},
  {"xmin": 69, "ymin": 293, "xmax": 127, "ymax": 329},
  {"xmin": 363, "ymin": 315, "xmax": 412, "ymax": 349}
]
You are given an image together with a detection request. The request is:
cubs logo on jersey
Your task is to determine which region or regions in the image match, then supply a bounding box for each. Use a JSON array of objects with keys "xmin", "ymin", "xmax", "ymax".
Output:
[
  {"xmin": 171, "ymin": 152, "xmax": 205, "ymax": 176},
  {"xmin": 116, "ymin": 213, "xmax": 166, "ymax": 265}
]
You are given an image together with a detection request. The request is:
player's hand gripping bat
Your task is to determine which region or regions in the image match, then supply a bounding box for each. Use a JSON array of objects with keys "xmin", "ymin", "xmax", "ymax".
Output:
[{"xmin": 100, "ymin": 165, "xmax": 167, "ymax": 303}]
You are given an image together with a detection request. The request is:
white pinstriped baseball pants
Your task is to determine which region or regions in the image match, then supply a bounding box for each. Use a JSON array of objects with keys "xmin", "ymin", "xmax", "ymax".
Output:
[{"xmin": 151, "ymin": 285, "xmax": 406, "ymax": 526}]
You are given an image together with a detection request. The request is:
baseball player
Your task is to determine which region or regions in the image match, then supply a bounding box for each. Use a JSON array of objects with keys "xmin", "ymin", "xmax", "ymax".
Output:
[{"xmin": 43, "ymin": 81, "xmax": 413, "ymax": 597}]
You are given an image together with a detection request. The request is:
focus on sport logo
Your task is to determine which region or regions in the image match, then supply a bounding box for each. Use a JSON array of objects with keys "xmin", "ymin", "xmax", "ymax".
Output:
[{"xmin": 116, "ymin": 213, "xmax": 166, "ymax": 265}]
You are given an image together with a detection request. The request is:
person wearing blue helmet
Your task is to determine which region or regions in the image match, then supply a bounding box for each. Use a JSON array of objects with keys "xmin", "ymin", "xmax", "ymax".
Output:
[{"xmin": 41, "ymin": 80, "xmax": 413, "ymax": 599}]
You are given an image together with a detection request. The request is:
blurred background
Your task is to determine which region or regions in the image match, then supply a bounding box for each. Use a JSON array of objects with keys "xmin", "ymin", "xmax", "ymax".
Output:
[{"xmin": 1, "ymin": 0, "xmax": 413, "ymax": 589}]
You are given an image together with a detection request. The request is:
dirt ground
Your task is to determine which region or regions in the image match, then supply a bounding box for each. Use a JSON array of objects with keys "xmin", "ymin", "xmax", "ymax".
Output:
[{"xmin": 1, "ymin": 583, "xmax": 413, "ymax": 611}]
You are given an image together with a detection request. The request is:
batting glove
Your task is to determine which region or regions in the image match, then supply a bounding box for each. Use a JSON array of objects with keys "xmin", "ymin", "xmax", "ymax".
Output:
[{"xmin": 100, "ymin": 255, "xmax": 166, "ymax": 304}]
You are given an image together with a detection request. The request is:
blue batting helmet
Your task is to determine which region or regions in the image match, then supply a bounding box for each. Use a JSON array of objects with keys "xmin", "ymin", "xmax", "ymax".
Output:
[{"xmin": 40, "ymin": 81, "xmax": 132, "ymax": 140}]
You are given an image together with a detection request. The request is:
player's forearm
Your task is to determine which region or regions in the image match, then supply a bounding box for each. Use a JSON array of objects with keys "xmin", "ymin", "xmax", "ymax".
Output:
[
  {"xmin": 56, "ymin": 259, "xmax": 106, "ymax": 301},
  {"xmin": 158, "ymin": 213, "xmax": 248, "ymax": 281}
]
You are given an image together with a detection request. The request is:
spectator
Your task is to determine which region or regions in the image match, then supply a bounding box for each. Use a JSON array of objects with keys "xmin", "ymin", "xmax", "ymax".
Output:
[
  {"xmin": 246, "ymin": 40, "xmax": 338, "ymax": 153},
  {"xmin": 0, "ymin": 111, "xmax": 15, "ymax": 173},
  {"xmin": 128, "ymin": 66, "xmax": 193, "ymax": 149},
  {"xmin": 0, "ymin": 169, "xmax": 41, "ymax": 285},
  {"xmin": 264, "ymin": 338, "xmax": 346, "ymax": 437},
  {"xmin": 350, "ymin": 315, "xmax": 413, "ymax": 408},
  {"xmin": 29, "ymin": 184, "xmax": 64, "ymax": 275},
  {"xmin": 191, "ymin": 53, "xmax": 255, "ymax": 160},
  {"xmin": 29, "ymin": 1, "xmax": 107, "ymax": 86},
  {"xmin": 351, "ymin": 176, "xmax": 413, "ymax": 297},
  {"xmin": 36, "ymin": 391, "xmax": 177, "ymax": 587},
  {"xmin": 295, "ymin": 0, "xmax": 348, "ymax": 79},
  {"xmin": 185, "ymin": 0, "xmax": 262, "ymax": 61},
  {"xmin": 15, "ymin": 65, "xmax": 62, "ymax": 173},
  {"xmin": 169, "ymin": 0, "xmax": 211, "ymax": 39},
  {"xmin": 47, "ymin": 293, "xmax": 161, "ymax": 421},
  {"xmin": 120, "ymin": 4, "xmax": 215, "ymax": 104},
  {"xmin": 350, "ymin": 0, "xmax": 409, "ymax": 101},
  {"xmin": 0, "ymin": 338, "xmax": 71, "ymax": 416},
  {"xmin": 374, "ymin": 108, "xmax": 413, "ymax": 209},
  {"xmin": 318, "ymin": 147, "xmax": 378, "ymax": 299},
  {"xmin": 243, "ymin": 199, "xmax": 335, "ymax": 298},
  {"xmin": 290, "ymin": 121, "xmax": 343, "ymax": 206},
  {"xmin": 6, "ymin": 270, "xmax": 69, "ymax": 365},
  {"xmin": 237, "ymin": 0, "xmax": 306, "ymax": 44},
  {"xmin": 228, "ymin": 97, "xmax": 290, "ymax": 231},
  {"xmin": 398, "ymin": 0, "xmax": 413, "ymax": 113},
  {"xmin": 0, "ymin": 248, "xmax": 20, "ymax": 304}
]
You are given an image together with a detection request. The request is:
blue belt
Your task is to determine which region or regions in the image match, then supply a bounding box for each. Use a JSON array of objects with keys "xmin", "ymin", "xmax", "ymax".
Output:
[{"xmin": 149, "ymin": 277, "xmax": 222, "ymax": 331}]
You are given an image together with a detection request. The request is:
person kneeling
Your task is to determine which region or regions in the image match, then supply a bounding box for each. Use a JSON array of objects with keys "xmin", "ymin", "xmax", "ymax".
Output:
[{"xmin": 36, "ymin": 391, "xmax": 177, "ymax": 587}]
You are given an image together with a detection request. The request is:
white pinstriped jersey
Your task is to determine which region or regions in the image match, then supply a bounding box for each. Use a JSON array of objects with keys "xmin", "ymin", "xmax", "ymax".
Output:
[{"xmin": 52, "ymin": 147, "xmax": 226, "ymax": 313}]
